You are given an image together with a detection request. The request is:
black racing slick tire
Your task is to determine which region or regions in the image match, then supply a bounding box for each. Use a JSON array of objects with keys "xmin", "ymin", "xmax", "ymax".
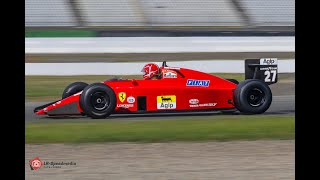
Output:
[
  {"xmin": 233, "ymin": 79, "xmax": 272, "ymax": 114},
  {"xmin": 79, "ymin": 83, "xmax": 116, "ymax": 119},
  {"xmin": 226, "ymin": 79, "xmax": 239, "ymax": 84},
  {"xmin": 62, "ymin": 82, "xmax": 88, "ymax": 99}
]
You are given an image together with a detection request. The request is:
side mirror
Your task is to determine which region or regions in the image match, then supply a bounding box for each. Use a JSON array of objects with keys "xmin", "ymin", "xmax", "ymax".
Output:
[{"xmin": 162, "ymin": 61, "xmax": 168, "ymax": 67}]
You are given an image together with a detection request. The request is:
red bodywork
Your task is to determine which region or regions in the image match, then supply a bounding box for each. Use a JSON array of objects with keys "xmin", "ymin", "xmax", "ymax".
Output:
[{"xmin": 35, "ymin": 66, "xmax": 237, "ymax": 116}]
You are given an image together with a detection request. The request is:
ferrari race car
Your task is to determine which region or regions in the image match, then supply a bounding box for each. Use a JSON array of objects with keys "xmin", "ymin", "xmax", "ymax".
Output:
[{"xmin": 34, "ymin": 59, "xmax": 278, "ymax": 119}]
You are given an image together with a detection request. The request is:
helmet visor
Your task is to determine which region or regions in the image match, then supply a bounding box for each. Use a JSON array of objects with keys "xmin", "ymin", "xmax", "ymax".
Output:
[{"xmin": 141, "ymin": 68, "xmax": 146, "ymax": 75}]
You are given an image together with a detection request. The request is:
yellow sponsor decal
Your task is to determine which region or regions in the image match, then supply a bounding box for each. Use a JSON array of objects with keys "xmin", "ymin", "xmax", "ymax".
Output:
[
  {"xmin": 118, "ymin": 92, "xmax": 126, "ymax": 103},
  {"xmin": 157, "ymin": 95, "xmax": 176, "ymax": 109}
]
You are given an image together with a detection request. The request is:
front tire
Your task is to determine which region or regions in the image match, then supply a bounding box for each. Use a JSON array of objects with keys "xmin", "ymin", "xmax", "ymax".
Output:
[
  {"xmin": 62, "ymin": 82, "xmax": 88, "ymax": 99},
  {"xmin": 79, "ymin": 83, "xmax": 116, "ymax": 119},
  {"xmin": 233, "ymin": 79, "xmax": 272, "ymax": 114}
]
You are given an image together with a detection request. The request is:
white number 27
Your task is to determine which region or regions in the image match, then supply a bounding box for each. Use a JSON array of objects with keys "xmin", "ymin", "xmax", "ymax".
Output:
[{"xmin": 264, "ymin": 70, "xmax": 277, "ymax": 82}]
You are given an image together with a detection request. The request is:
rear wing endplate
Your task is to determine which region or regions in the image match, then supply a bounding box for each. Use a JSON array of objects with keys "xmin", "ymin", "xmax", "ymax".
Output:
[{"xmin": 245, "ymin": 58, "xmax": 278, "ymax": 85}]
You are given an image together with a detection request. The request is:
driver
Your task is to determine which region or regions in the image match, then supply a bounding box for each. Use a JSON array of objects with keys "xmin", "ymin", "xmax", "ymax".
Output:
[{"xmin": 141, "ymin": 63, "xmax": 162, "ymax": 80}]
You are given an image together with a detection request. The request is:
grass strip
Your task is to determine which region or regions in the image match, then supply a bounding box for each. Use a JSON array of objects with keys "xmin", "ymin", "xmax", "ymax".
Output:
[
  {"xmin": 25, "ymin": 30, "xmax": 96, "ymax": 37},
  {"xmin": 26, "ymin": 115, "xmax": 294, "ymax": 144}
]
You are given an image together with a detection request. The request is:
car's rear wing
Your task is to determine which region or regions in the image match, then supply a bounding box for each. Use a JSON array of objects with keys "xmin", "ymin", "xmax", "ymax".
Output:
[{"xmin": 245, "ymin": 58, "xmax": 278, "ymax": 85}]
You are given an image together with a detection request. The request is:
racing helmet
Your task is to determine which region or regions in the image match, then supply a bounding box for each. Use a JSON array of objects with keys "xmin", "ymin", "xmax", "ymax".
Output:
[{"xmin": 141, "ymin": 63, "xmax": 160, "ymax": 79}]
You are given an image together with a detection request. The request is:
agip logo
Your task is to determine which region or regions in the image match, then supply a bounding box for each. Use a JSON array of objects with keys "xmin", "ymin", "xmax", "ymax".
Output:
[
  {"xmin": 157, "ymin": 95, "xmax": 176, "ymax": 109},
  {"xmin": 260, "ymin": 58, "xmax": 278, "ymax": 65}
]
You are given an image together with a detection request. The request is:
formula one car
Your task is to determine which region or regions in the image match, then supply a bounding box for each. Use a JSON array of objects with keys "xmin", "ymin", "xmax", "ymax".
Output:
[{"xmin": 34, "ymin": 59, "xmax": 278, "ymax": 118}]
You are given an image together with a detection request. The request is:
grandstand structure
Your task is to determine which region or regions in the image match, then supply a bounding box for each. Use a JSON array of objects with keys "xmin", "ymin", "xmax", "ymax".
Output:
[{"xmin": 26, "ymin": 0, "xmax": 294, "ymax": 28}]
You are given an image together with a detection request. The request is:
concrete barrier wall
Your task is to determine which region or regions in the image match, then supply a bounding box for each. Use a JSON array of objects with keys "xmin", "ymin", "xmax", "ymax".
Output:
[
  {"xmin": 25, "ymin": 37, "xmax": 295, "ymax": 54},
  {"xmin": 25, "ymin": 59, "xmax": 295, "ymax": 75}
]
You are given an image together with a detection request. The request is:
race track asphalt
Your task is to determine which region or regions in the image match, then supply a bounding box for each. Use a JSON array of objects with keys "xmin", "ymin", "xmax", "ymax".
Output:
[
  {"xmin": 25, "ymin": 95, "xmax": 294, "ymax": 122},
  {"xmin": 26, "ymin": 140, "xmax": 294, "ymax": 180}
]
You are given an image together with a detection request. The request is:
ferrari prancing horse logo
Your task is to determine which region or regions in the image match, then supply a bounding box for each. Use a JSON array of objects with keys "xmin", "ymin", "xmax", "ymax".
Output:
[{"xmin": 118, "ymin": 92, "xmax": 126, "ymax": 103}]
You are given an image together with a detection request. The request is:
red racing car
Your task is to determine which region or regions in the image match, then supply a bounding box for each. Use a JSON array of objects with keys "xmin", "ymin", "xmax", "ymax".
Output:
[{"xmin": 34, "ymin": 59, "xmax": 278, "ymax": 119}]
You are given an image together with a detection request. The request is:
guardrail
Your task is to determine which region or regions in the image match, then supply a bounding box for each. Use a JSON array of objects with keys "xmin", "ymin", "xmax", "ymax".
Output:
[
  {"xmin": 25, "ymin": 60, "xmax": 295, "ymax": 75},
  {"xmin": 25, "ymin": 37, "xmax": 294, "ymax": 54}
]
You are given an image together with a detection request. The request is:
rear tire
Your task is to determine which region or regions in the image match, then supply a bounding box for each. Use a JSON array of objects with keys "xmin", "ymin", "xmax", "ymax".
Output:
[
  {"xmin": 62, "ymin": 82, "xmax": 88, "ymax": 99},
  {"xmin": 233, "ymin": 79, "xmax": 272, "ymax": 114},
  {"xmin": 80, "ymin": 83, "xmax": 116, "ymax": 119}
]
